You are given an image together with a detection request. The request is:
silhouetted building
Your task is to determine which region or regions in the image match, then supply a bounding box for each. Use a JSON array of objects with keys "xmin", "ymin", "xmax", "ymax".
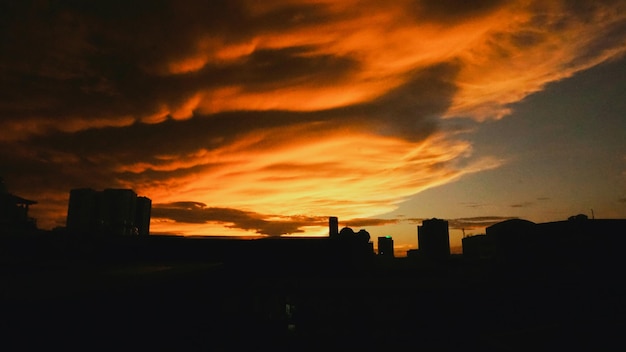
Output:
[
  {"xmin": 486, "ymin": 219, "xmax": 536, "ymax": 263},
  {"xmin": 329, "ymin": 216, "xmax": 339, "ymax": 238},
  {"xmin": 66, "ymin": 188, "xmax": 151, "ymax": 236},
  {"xmin": 135, "ymin": 196, "xmax": 152, "ymax": 236},
  {"xmin": 378, "ymin": 236, "xmax": 394, "ymax": 257},
  {"xmin": 418, "ymin": 218, "xmax": 450, "ymax": 259},
  {"xmin": 461, "ymin": 234, "xmax": 493, "ymax": 259},
  {"xmin": 101, "ymin": 189, "xmax": 137, "ymax": 236},
  {"xmin": 406, "ymin": 249, "xmax": 419, "ymax": 258},
  {"xmin": 0, "ymin": 178, "xmax": 37, "ymax": 234},
  {"xmin": 66, "ymin": 188, "xmax": 100, "ymax": 234},
  {"xmin": 487, "ymin": 216, "xmax": 626, "ymax": 269}
]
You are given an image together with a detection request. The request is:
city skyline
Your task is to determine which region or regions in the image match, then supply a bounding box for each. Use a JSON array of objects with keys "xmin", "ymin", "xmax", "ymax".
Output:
[{"xmin": 1, "ymin": 1, "xmax": 625, "ymax": 254}]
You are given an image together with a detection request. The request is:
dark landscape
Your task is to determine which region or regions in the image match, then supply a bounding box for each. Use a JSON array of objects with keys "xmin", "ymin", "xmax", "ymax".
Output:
[{"xmin": 2, "ymin": 223, "xmax": 626, "ymax": 351}]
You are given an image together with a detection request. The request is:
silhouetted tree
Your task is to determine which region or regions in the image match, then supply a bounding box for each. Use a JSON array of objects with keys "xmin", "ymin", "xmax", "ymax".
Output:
[
  {"xmin": 338, "ymin": 227, "xmax": 355, "ymax": 240},
  {"xmin": 356, "ymin": 229, "xmax": 370, "ymax": 243}
]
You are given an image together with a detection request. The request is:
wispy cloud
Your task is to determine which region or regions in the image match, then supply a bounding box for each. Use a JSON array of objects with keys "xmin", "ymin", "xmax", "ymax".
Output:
[
  {"xmin": 344, "ymin": 218, "xmax": 399, "ymax": 228},
  {"xmin": 461, "ymin": 202, "xmax": 489, "ymax": 209},
  {"xmin": 152, "ymin": 202, "xmax": 316, "ymax": 236},
  {"xmin": 151, "ymin": 201, "xmax": 396, "ymax": 236},
  {"xmin": 510, "ymin": 202, "xmax": 534, "ymax": 208},
  {"xmin": 448, "ymin": 216, "xmax": 519, "ymax": 230}
]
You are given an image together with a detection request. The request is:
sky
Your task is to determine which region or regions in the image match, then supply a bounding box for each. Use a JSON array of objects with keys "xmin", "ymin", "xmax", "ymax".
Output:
[{"xmin": 2, "ymin": 0, "xmax": 626, "ymax": 255}]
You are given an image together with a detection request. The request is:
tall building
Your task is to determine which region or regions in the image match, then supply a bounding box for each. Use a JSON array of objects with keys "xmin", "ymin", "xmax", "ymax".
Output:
[
  {"xmin": 66, "ymin": 188, "xmax": 151, "ymax": 236},
  {"xmin": 378, "ymin": 236, "xmax": 394, "ymax": 257},
  {"xmin": 66, "ymin": 188, "xmax": 100, "ymax": 234},
  {"xmin": 329, "ymin": 216, "xmax": 339, "ymax": 238},
  {"xmin": 135, "ymin": 196, "xmax": 152, "ymax": 236},
  {"xmin": 100, "ymin": 189, "xmax": 137, "ymax": 236},
  {"xmin": 418, "ymin": 218, "xmax": 450, "ymax": 259}
]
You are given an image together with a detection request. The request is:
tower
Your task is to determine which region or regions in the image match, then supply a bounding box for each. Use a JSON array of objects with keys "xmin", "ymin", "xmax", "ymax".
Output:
[
  {"xmin": 67, "ymin": 188, "xmax": 99, "ymax": 235},
  {"xmin": 418, "ymin": 218, "xmax": 450, "ymax": 259},
  {"xmin": 100, "ymin": 189, "xmax": 137, "ymax": 236},
  {"xmin": 329, "ymin": 216, "xmax": 339, "ymax": 238},
  {"xmin": 135, "ymin": 196, "xmax": 152, "ymax": 236},
  {"xmin": 378, "ymin": 236, "xmax": 394, "ymax": 257}
]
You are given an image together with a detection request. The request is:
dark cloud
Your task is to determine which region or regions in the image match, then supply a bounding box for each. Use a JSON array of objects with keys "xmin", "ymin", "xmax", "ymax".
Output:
[
  {"xmin": 152, "ymin": 201, "xmax": 399, "ymax": 236},
  {"xmin": 461, "ymin": 202, "xmax": 488, "ymax": 209},
  {"xmin": 411, "ymin": 0, "xmax": 506, "ymax": 23},
  {"xmin": 360, "ymin": 64, "xmax": 458, "ymax": 140},
  {"xmin": 510, "ymin": 202, "xmax": 533, "ymax": 208},
  {"xmin": 0, "ymin": 1, "xmax": 358, "ymax": 136},
  {"xmin": 234, "ymin": 47, "xmax": 360, "ymax": 91},
  {"xmin": 619, "ymin": 198, "xmax": 626, "ymax": 203},
  {"xmin": 152, "ymin": 202, "xmax": 327, "ymax": 236},
  {"xmin": 344, "ymin": 218, "xmax": 399, "ymax": 227},
  {"xmin": 448, "ymin": 216, "xmax": 519, "ymax": 230},
  {"xmin": 405, "ymin": 218, "xmax": 426, "ymax": 224},
  {"xmin": 404, "ymin": 216, "xmax": 517, "ymax": 229},
  {"xmin": 0, "ymin": 58, "xmax": 456, "ymax": 205}
]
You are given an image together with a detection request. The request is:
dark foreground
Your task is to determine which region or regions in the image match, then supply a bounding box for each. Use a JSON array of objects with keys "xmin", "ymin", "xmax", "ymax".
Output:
[{"xmin": 2, "ymin": 236, "xmax": 626, "ymax": 351}]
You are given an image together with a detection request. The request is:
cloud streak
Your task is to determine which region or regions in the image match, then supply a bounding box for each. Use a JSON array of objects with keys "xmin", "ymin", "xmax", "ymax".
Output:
[
  {"xmin": 1, "ymin": 0, "xmax": 625, "ymax": 236},
  {"xmin": 151, "ymin": 201, "xmax": 395, "ymax": 236},
  {"xmin": 152, "ymin": 202, "xmax": 315, "ymax": 236},
  {"xmin": 448, "ymin": 216, "xmax": 519, "ymax": 230}
]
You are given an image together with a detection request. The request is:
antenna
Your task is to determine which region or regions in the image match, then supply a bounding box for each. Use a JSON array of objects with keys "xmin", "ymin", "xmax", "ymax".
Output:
[
  {"xmin": 591, "ymin": 209, "xmax": 595, "ymax": 220},
  {"xmin": 462, "ymin": 228, "xmax": 466, "ymax": 237}
]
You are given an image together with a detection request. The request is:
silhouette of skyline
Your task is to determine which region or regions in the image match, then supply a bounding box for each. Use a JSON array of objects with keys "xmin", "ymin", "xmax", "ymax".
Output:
[{"xmin": 3, "ymin": 191, "xmax": 626, "ymax": 350}]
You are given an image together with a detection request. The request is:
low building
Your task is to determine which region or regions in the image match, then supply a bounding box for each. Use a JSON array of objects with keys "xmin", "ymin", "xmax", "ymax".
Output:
[{"xmin": 0, "ymin": 178, "xmax": 37, "ymax": 234}]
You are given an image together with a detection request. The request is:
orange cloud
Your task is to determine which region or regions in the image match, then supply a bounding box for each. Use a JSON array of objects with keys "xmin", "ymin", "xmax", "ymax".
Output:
[
  {"xmin": 128, "ymin": 123, "xmax": 500, "ymax": 236},
  {"xmin": 447, "ymin": 1, "xmax": 626, "ymax": 119},
  {"xmin": 155, "ymin": 1, "xmax": 626, "ymax": 125},
  {"xmin": 2, "ymin": 0, "xmax": 626, "ymax": 240}
]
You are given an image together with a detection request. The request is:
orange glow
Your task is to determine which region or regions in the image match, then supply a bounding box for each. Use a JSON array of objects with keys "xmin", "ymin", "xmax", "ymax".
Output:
[
  {"xmin": 7, "ymin": 0, "xmax": 626, "ymax": 243},
  {"xmin": 132, "ymin": 125, "xmax": 500, "ymax": 236},
  {"xmin": 168, "ymin": 56, "xmax": 209, "ymax": 75}
]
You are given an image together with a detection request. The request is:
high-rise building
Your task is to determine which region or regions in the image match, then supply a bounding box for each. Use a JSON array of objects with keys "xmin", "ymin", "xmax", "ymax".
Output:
[
  {"xmin": 66, "ymin": 188, "xmax": 99, "ymax": 234},
  {"xmin": 418, "ymin": 218, "xmax": 450, "ymax": 259},
  {"xmin": 378, "ymin": 236, "xmax": 394, "ymax": 257},
  {"xmin": 329, "ymin": 216, "xmax": 339, "ymax": 238},
  {"xmin": 135, "ymin": 196, "xmax": 152, "ymax": 236},
  {"xmin": 100, "ymin": 189, "xmax": 137, "ymax": 236},
  {"xmin": 66, "ymin": 188, "xmax": 151, "ymax": 236}
]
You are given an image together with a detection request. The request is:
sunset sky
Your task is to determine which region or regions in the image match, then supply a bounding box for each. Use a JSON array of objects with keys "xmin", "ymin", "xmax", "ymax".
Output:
[{"xmin": 2, "ymin": 0, "xmax": 625, "ymax": 255}]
